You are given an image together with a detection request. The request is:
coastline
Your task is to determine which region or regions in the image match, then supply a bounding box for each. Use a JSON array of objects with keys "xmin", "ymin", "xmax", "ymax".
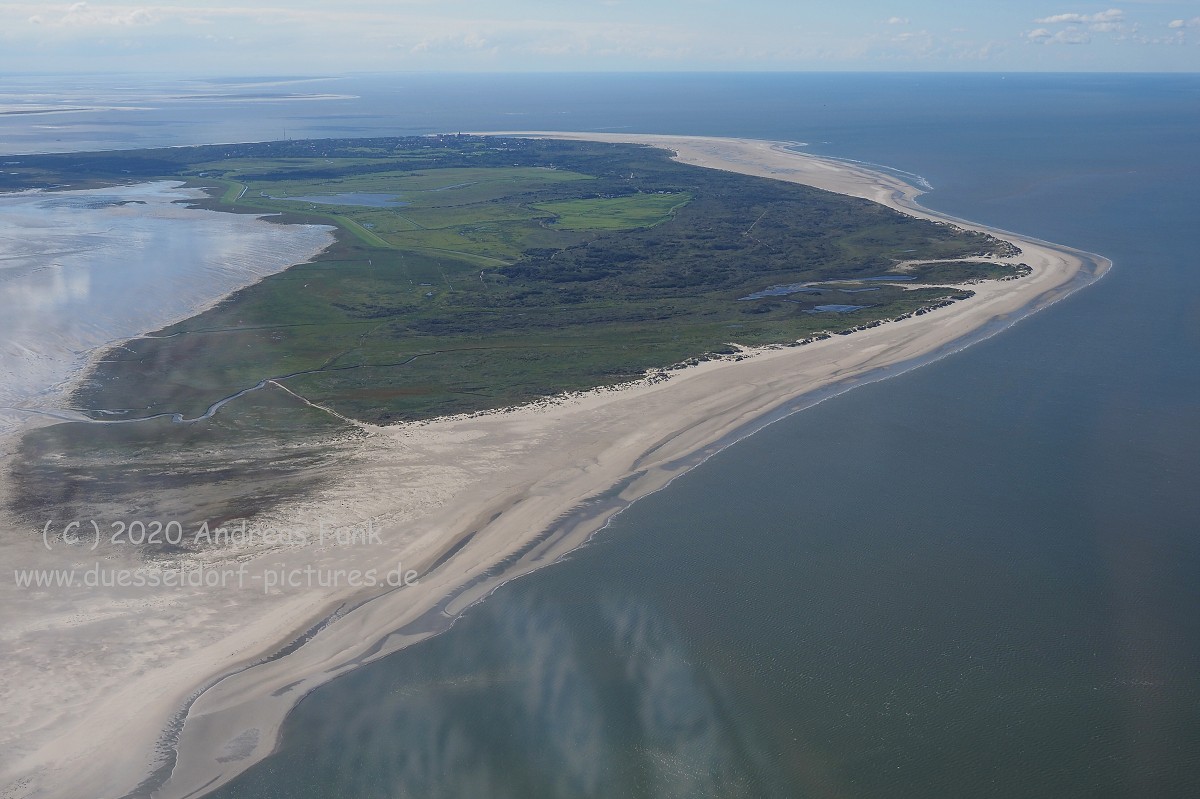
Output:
[
  {"xmin": 0, "ymin": 135, "xmax": 1109, "ymax": 799},
  {"xmin": 0, "ymin": 180, "xmax": 335, "ymax": 450}
]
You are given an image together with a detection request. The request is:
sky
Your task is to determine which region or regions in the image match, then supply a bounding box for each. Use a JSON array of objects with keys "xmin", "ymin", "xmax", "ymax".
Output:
[{"xmin": 1, "ymin": 1, "xmax": 1199, "ymax": 74}]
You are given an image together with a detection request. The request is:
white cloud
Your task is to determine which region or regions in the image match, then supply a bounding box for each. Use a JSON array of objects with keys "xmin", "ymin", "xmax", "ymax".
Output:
[
  {"xmin": 1028, "ymin": 8, "xmax": 1139, "ymax": 41},
  {"xmin": 409, "ymin": 31, "xmax": 491, "ymax": 55},
  {"xmin": 28, "ymin": 2, "xmax": 155, "ymax": 27},
  {"xmin": 1027, "ymin": 27, "xmax": 1092, "ymax": 44},
  {"xmin": 0, "ymin": 1, "xmax": 1189, "ymax": 73},
  {"xmin": 1168, "ymin": 17, "xmax": 1200, "ymax": 29},
  {"xmin": 1034, "ymin": 9, "xmax": 1124, "ymax": 25},
  {"xmin": 13, "ymin": 3, "xmax": 424, "ymax": 30}
]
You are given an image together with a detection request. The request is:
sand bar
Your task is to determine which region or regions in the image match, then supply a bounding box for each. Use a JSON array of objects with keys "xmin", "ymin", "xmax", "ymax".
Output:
[{"xmin": 0, "ymin": 135, "xmax": 1109, "ymax": 799}]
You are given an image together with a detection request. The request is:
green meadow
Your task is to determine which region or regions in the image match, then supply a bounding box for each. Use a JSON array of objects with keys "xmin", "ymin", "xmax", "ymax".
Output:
[
  {"xmin": 3, "ymin": 135, "xmax": 1023, "ymax": 524},
  {"xmin": 531, "ymin": 193, "xmax": 691, "ymax": 230}
]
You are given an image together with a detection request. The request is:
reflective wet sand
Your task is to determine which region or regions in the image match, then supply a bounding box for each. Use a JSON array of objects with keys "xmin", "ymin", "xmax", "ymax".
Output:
[{"xmin": 0, "ymin": 182, "xmax": 333, "ymax": 450}]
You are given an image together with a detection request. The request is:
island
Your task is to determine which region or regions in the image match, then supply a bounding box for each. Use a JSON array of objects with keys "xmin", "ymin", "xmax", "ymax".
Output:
[{"xmin": 0, "ymin": 134, "xmax": 1107, "ymax": 799}]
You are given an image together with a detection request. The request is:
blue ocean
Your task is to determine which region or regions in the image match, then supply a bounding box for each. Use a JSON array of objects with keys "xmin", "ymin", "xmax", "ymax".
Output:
[{"xmin": 6, "ymin": 73, "xmax": 1198, "ymax": 797}]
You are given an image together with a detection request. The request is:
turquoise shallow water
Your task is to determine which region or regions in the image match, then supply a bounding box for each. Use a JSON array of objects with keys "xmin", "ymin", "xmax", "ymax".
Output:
[{"xmin": 7, "ymin": 73, "xmax": 1196, "ymax": 798}]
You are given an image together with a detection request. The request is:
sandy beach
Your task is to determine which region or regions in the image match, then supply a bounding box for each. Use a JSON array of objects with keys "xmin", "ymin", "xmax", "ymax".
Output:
[{"xmin": 0, "ymin": 134, "xmax": 1109, "ymax": 799}]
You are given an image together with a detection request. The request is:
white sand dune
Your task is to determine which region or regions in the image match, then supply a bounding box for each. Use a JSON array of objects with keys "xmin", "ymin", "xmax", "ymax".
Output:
[{"xmin": 0, "ymin": 135, "xmax": 1108, "ymax": 799}]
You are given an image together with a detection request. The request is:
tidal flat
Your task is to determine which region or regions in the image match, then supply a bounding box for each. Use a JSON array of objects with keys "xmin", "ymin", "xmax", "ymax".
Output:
[{"xmin": 0, "ymin": 181, "xmax": 333, "ymax": 453}]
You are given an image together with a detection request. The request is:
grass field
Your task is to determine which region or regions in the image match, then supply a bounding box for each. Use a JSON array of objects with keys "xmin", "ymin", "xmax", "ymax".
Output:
[
  {"xmin": 1, "ymin": 135, "xmax": 1019, "ymax": 425},
  {"xmin": 0, "ymin": 134, "xmax": 1017, "ymax": 424},
  {"xmin": 5, "ymin": 135, "xmax": 1021, "ymax": 524},
  {"xmin": 532, "ymin": 193, "xmax": 691, "ymax": 230}
]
